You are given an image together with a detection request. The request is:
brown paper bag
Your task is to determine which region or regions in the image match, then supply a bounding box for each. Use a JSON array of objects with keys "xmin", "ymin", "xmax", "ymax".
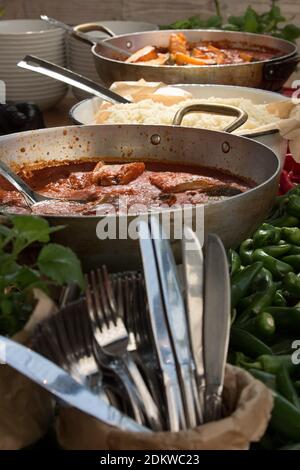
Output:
[
  {"xmin": 56, "ymin": 365, "xmax": 273, "ymax": 450},
  {"xmin": 0, "ymin": 290, "xmax": 57, "ymax": 450}
]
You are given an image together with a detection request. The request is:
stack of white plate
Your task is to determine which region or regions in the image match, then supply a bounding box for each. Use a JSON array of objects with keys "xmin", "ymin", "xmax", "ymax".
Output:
[
  {"xmin": 0, "ymin": 19, "xmax": 67, "ymax": 110},
  {"xmin": 68, "ymin": 21, "xmax": 158, "ymax": 100}
]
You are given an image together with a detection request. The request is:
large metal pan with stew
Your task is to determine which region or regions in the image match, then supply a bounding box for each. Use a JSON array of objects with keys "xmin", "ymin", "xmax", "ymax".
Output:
[
  {"xmin": 78, "ymin": 26, "xmax": 299, "ymax": 90},
  {"xmin": 0, "ymin": 123, "xmax": 280, "ymax": 270}
]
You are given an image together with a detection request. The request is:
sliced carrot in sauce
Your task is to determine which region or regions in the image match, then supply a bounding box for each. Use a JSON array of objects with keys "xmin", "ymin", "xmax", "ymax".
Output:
[{"xmin": 174, "ymin": 52, "xmax": 209, "ymax": 66}]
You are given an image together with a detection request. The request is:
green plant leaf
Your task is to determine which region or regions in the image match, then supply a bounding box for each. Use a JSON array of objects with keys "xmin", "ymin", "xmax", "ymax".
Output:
[
  {"xmin": 280, "ymin": 24, "xmax": 300, "ymax": 42},
  {"xmin": 222, "ymin": 23, "xmax": 241, "ymax": 32},
  {"xmin": 37, "ymin": 243, "xmax": 84, "ymax": 289},
  {"xmin": 227, "ymin": 15, "xmax": 245, "ymax": 28},
  {"xmin": 0, "ymin": 299, "xmax": 13, "ymax": 316},
  {"xmin": 206, "ymin": 15, "xmax": 223, "ymax": 29},
  {"xmin": 268, "ymin": 4, "xmax": 285, "ymax": 23},
  {"xmin": 11, "ymin": 215, "xmax": 52, "ymax": 244},
  {"xmin": 14, "ymin": 266, "xmax": 42, "ymax": 289},
  {"xmin": 0, "ymin": 254, "xmax": 20, "ymax": 276},
  {"xmin": 243, "ymin": 7, "xmax": 259, "ymax": 33}
]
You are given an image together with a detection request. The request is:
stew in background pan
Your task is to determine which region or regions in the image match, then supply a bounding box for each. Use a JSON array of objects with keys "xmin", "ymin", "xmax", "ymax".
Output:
[{"xmin": 124, "ymin": 32, "xmax": 280, "ymax": 66}]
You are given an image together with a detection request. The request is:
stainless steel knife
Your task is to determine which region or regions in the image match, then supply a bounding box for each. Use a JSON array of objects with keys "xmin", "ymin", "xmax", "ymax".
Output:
[
  {"xmin": 182, "ymin": 226, "xmax": 205, "ymax": 424},
  {"xmin": 0, "ymin": 335, "xmax": 150, "ymax": 433},
  {"xmin": 138, "ymin": 219, "xmax": 186, "ymax": 431},
  {"xmin": 203, "ymin": 233, "xmax": 231, "ymax": 421},
  {"xmin": 150, "ymin": 216, "xmax": 199, "ymax": 428}
]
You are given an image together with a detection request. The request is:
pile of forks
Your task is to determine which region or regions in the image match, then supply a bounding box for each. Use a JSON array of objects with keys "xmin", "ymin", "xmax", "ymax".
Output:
[{"xmin": 32, "ymin": 215, "xmax": 231, "ymax": 432}]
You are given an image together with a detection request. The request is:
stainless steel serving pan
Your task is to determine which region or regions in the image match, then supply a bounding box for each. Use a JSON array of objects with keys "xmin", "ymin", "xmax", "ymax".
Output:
[
  {"xmin": 81, "ymin": 28, "xmax": 299, "ymax": 90},
  {"xmin": 0, "ymin": 124, "xmax": 280, "ymax": 270},
  {"xmin": 70, "ymin": 83, "xmax": 288, "ymax": 164}
]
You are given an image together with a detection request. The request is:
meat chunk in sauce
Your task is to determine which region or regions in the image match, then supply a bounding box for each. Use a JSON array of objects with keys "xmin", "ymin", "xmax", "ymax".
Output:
[
  {"xmin": 125, "ymin": 46, "xmax": 158, "ymax": 63},
  {"xmin": 169, "ymin": 33, "xmax": 188, "ymax": 55},
  {"xmin": 149, "ymin": 171, "xmax": 223, "ymax": 193},
  {"xmin": 149, "ymin": 171, "xmax": 248, "ymax": 195},
  {"xmin": 92, "ymin": 162, "xmax": 145, "ymax": 186}
]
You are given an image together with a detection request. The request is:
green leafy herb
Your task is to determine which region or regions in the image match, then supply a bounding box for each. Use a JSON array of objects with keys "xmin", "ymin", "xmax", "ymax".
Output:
[
  {"xmin": 37, "ymin": 243, "xmax": 84, "ymax": 290},
  {"xmin": 0, "ymin": 216, "xmax": 83, "ymax": 336},
  {"xmin": 160, "ymin": 0, "xmax": 300, "ymax": 43}
]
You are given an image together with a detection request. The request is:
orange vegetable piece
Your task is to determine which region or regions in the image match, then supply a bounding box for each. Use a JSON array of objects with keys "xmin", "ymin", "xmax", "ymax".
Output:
[
  {"xmin": 238, "ymin": 51, "xmax": 253, "ymax": 62},
  {"xmin": 174, "ymin": 52, "xmax": 208, "ymax": 66}
]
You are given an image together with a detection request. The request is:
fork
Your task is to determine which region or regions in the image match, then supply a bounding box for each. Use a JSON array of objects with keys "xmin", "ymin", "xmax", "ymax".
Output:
[
  {"xmin": 32, "ymin": 299, "xmax": 102, "ymax": 393},
  {"xmin": 85, "ymin": 266, "xmax": 162, "ymax": 430},
  {"xmin": 118, "ymin": 272, "xmax": 165, "ymax": 409}
]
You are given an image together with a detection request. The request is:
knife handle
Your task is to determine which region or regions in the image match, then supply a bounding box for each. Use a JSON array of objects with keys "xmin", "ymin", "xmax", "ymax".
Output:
[
  {"xmin": 123, "ymin": 353, "xmax": 163, "ymax": 431},
  {"xmin": 180, "ymin": 364, "xmax": 199, "ymax": 428},
  {"xmin": 205, "ymin": 392, "xmax": 223, "ymax": 422},
  {"xmin": 163, "ymin": 366, "xmax": 187, "ymax": 431}
]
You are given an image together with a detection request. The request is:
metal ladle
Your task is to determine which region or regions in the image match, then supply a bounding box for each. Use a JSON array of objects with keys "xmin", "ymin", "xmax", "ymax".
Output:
[
  {"xmin": 0, "ymin": 160, "xmax": 90, "ymax": 206},
  {"xmin": 40, "ymin": 15, "xmax": 131, "ymax": 58},
  {"xmin": 8, "ymin": 57, "xmax": 131, "ymax": 206},
  {"xmin": 17, "ymin": 55, "xmax": 131, "ymax": 105}
]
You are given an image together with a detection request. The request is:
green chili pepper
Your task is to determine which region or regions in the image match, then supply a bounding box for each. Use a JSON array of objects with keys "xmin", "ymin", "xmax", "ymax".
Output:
[
  {"xmin": 250, "ymin": 267, "xmax": 273, "ymax": 293},
  {"xmin": 258, "ymin": 354, "xmax": 298, "ymax": 376},
  {"xmin": 228, "ymin": 248, "xmax": 241, "ymax": 276},
  {"xmin": 269, "ymin": 214, "xmax": 299, "ymax": 228},
  {"xmin": 231, "ymin": 262, "xmax": 263, "ymax": 308},
  {"xmin": 265, "ymin": 306, "xmax": 300, "ymax": 331},
  {"xmin": 282, "ymin": 227, "xmax": 300, "ymax": 246},
  {"xmin": 248, "ymin": 368, "xmax": 277, "ymax": 390},
  {"xmin": 253, "ymin": 223, "xmax": 281, "ymax": 248},
  {"xmin": 230, "ymin": 326, "xmax": 273, "ymax": 358},
  {"xmin": 246, "ymin": 311, "xmax": 276, "ymax": 340},
  {"xmin": 295, "ymin": 381, "xmax": 300, "ymax": 390},
  {"xmin": 270, "ymin": 391, "xmax": 300, "ymax": 442},
  {"xmin": 287, "ymin": 195, "xmax": 300, "ymax": 218},
  {"xmin": 276, "ymin": 364, "xmax": 300, "ymax": 409},
  {"xmin": 289, "ymin": 245, "xmax": 300, "ymax": 255},
  {"xmin": 273, "ymin": 290, "xmax": 287, "ymax": 307},
  {"xmin": 282, "ymin": 254, "xmax": 300, "ymax": 270},
  {"xmin": 288, "ymin": 185, "xmax": 300, "ymax": 197},
  {"xmin": 252, "ymin": 249, "xmax": 294, "ymax": 279},
  {"xmin": 237, "ymin": 292, "xmax": 259, "ymax": 311},
  {"xmin": 280, "ymin": 443, "xmax": 300, "ymax": 450},
  {"xmin": 272, "ymin": 337, "xmax": 296, "ymax": 355},
  {"xmin": 283, "ymin": 273, "xmax": 300, "ymax": 298},
  {"xmin": 237, "ymin": 285, "xmax": 276, "ymax": 323},
  {"xmin": 264, "ymin": 244, "xmax": 291, "ymax": 258},
  {"xmin": 239, "ymin": 239, "xmax": 254, "ymax": 265},
  {"xmin": 238, "ymin": 311, "xmax": 275, "ymax": 339}
]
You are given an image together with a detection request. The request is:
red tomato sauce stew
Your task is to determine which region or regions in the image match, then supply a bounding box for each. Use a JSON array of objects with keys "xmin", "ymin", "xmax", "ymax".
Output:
[{"xmin": 0, "ymin": 159, "xmax": 254, "ymax": 216}]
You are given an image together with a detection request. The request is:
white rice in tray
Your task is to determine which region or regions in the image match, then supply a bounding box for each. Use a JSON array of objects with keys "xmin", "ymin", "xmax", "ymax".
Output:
[{"xmin": 95, "ymin": 97, "xmax": 279, "ymax": 133}]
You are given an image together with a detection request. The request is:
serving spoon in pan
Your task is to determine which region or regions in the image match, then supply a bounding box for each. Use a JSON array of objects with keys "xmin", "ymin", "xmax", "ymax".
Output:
[
  {"xmin": 40, "ymin": 15, "xmax": 131, "ymax": 58},
  {"xmin": 18, "ymin": 55, "xmax": 131, "ymax": 105},
  {"xmin": 0, "ymin": 160, "xmax": 91, "ymax": 206}
]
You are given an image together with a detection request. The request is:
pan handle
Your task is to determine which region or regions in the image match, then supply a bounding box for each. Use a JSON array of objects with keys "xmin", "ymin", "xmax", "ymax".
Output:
[
  {"xmin": 72, "ymin": 23, "xmax": 130, "ymax": 57},
  {"xmin": 75, "ymin": 22, "xmax": 116, "ymax": 38},
  {"xmin": 264, "ymin": 54, "xmax": 300, "ymax": 82},
  {"xmin": 172, "ymin": 103, "xmax": 248, "ymax": 133}
]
